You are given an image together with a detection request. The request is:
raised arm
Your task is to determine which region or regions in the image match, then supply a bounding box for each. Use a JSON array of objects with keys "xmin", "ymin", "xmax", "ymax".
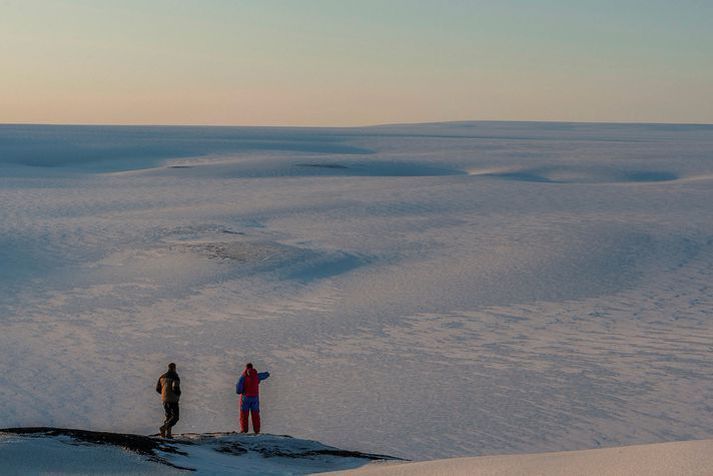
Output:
[{"xmin": 258, "ymin": 371, "xmax": 270, "ymax": 381}]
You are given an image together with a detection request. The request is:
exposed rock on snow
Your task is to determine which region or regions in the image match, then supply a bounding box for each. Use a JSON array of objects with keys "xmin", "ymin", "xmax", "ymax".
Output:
[{"xmin": 0, "ymin": 428, "xmax": 400, "ymax": 475}]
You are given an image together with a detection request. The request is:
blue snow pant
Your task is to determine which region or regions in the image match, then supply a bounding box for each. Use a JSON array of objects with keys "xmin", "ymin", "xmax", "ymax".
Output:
[{"xmin": 239, "ymin": 396, "xmax": 260, "ymax": 433}]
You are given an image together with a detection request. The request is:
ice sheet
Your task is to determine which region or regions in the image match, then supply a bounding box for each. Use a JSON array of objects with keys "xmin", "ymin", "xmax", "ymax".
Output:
[{"xmin": 1, "ymin": 122, "xmax": 712, "ymax": 460}]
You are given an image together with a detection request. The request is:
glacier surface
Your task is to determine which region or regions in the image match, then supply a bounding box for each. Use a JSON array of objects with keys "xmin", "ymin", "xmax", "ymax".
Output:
[{"xmin": 1, "ymin": 121, "xmax": 712, "ymax": 460}]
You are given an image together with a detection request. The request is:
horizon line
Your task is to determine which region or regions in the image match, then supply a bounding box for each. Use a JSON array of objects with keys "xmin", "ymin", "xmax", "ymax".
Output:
[{"xmin": 2, "ymin": 118, "xmax": 713, "ymax": 129}]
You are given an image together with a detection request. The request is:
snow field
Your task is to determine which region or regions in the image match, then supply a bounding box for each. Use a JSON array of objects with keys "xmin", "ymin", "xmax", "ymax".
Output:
[{"xmin": 1, "ymin": 122, "xmax": 712, "ymax": 460}]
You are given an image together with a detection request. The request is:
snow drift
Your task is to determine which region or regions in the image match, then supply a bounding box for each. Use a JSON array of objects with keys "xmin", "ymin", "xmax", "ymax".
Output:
[{"xmin": 328, "ymin": 439, "xmax": 713, "ymax": 476}]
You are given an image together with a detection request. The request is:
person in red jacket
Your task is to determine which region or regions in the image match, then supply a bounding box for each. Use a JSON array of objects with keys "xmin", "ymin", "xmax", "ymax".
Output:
[{"xmin": 235, "ymin": 362, "xmax": 270, "ymax": 434}]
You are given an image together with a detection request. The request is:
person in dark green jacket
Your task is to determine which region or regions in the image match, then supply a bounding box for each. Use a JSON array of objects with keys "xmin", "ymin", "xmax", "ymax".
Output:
[{"xmin": 156, "ymin": 362, "xmax": 181, "ymax": 438}]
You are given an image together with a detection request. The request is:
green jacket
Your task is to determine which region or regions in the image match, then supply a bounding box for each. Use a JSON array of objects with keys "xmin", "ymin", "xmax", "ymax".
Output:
[{"xmin": 156, "ymin": 371, "xmax": 181, "ymax": 403}]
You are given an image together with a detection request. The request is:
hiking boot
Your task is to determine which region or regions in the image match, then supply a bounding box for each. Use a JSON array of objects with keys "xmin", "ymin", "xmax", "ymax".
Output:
[{"xmin": 159, "ymin": 425, "xmax": 166, "ymax": 438}]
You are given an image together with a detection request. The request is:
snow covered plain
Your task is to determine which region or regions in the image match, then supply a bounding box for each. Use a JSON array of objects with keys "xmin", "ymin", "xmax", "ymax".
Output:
[{"xmin": 1, "ymin": 121, "xmax": 712, "ymax": 466}]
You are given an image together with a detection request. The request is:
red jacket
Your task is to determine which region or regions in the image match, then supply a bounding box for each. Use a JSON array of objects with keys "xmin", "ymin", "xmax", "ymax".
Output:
[
  {"xmin": 243, "ymin": 369, "xmax": 259, "ymax": 396},
  {"xmin": 236, "ymin": 368, "xmax": 269, "ymax": 397}
]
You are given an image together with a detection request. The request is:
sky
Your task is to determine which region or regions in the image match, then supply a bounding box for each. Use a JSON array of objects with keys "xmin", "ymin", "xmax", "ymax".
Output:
[{"xmin": 1, "ymin": 0, "xmax": 712, "ymax": 126}]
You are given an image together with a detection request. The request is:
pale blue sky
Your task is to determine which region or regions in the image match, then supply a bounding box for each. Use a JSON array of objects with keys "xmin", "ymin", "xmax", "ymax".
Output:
[{"xmin": 1, "ymin": 0, "xmax": 711, "ymax": 125}]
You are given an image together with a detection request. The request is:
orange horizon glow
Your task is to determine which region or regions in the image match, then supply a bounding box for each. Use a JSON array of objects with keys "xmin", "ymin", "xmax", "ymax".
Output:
[{"xmin": 2, "ymin": 1, "xmax": 712, "ymax": 126}]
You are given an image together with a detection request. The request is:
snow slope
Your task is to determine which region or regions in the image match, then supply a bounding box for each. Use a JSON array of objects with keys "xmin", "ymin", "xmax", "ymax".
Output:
[
  {"xmin": 328, "ymin": 439, "xmax": 713, "ymax": 476},
  {"xmin": 2, "ymin": 428, "xmax": 710, "ymax": 476},
  {"xmin": 1, "ymin": 122, "xmax": 712, "ymax": 461}
]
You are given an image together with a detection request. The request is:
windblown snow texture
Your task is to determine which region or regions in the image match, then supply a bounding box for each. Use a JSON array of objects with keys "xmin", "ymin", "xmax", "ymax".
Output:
[{"xmin": 1, "ymin": 122, "xmax": 712, "ymax": 460}]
